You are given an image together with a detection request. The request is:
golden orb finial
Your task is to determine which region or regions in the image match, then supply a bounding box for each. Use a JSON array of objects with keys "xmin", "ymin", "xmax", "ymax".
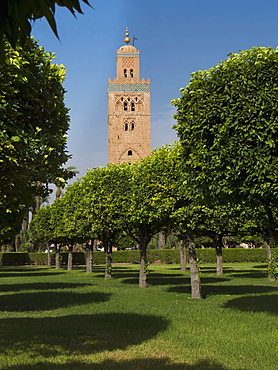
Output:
[{"xmin": 124, "ymin": 27, "xmax": 130, "ymax": 44}]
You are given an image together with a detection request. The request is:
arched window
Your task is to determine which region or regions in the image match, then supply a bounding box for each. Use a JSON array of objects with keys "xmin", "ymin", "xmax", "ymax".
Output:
[
  {"xmin": 123, "ymin": 69, "xmax": 127, "ymax": 77},
  {"xmin": 128, "ymin": 150, "xmax": 132, "ymax": 156},
  {"xmin": 131, "ymin": 102, "xmax": 135, "ymax": 111},
  {"xmin": 131, "ymin": 122, "xmax": 135, "ymax": 130},
  {"xmin": 124, "ymin": 102, "xmax": 128, "ymax": 111},
  {"xmin": 124, "ymin": 123, "xmax": 128, "ymax": 131},
  {"xmin": 130, "ymin": 69, "xmax": 134, "ymax": 77}
]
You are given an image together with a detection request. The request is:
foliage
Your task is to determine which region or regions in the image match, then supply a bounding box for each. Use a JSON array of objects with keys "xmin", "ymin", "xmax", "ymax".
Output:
[
  {"xmin": 0, "ymin": 0, "xmax": 91, "ymax": 61},
  {"xmin": 172, "ymin": 46, "xmax": 278, "ymax": 242},
  {"xmin": 0, "ymin": 38, "xmax": 73, "ymax": 242}
]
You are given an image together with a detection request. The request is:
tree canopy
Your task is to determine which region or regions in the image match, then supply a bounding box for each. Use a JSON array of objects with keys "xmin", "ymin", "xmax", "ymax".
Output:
[
  {"xmin": 0, "ymin": 0, "xmax": 91, "ymax": 61},
  {"xmin": 172, "ymin": 46, "xmax": 278, "ymax": 243},
  {"xmin": 0, "ymin": 38, "xmax": 73, "ymax": 241}
]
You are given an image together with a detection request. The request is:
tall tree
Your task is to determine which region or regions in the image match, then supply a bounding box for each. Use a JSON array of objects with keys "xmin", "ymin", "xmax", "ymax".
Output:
[
  {"xmin": 122, "ymin": 145, "xmax": 181, "ymax": 288},
  {"xmin": 0, "ymin": 38, "xmax": 73, "ymax": 242},
  {"xmin": 80, "ymin": 164, "xmax": 131, "ymax": 279},
  {"xmin": 172, "ymin": 47, "xmax": 278, "ymax": 245}
]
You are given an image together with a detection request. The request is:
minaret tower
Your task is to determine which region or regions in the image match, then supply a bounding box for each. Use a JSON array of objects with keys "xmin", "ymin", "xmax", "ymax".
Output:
[{"xmin": 108, "ymin": 28, "xmax": 151, "ymax": 163}]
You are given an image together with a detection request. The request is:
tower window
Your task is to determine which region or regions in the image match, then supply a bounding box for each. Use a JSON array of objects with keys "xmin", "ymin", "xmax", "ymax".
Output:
[
  {"xmin": 131, "ymin": 102, "xmax": 135, "ymax": 111},
  {"xmin": 124, "ymin": 102, "xmax": 128, "ymax": 111},
  {"xmin": 131, "ymin": 122, "xmax": 135, "ymax": 130},
  {"xmin": 128, "ymin": 150, "xmax": 133, "ymax": 156},
  {"xmin": 123, "ymin": 69, "xmax": 127, "ymax": 77},
  {"xmin": 130, "ymin": 69, "xmax": 133, "ymax": 77},
  {"xmin": 124, "ymin": 123, "xmax": 128, "ymax": 131}
]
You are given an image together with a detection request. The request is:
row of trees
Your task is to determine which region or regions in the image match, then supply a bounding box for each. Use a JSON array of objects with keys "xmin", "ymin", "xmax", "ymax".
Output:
[
  {"xmin": 30, "ymin": 46, "xmax": 278, "ymax": 297},
  {"xmin": 30, "ymin": 141, "xmax": 276, "ymax": 298}
]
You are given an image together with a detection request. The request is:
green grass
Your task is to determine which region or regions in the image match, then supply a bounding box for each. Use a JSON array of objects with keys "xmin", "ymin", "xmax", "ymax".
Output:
[{"xmin": 0, "ymin": 263, "xmax": 277, "ymax": 369}]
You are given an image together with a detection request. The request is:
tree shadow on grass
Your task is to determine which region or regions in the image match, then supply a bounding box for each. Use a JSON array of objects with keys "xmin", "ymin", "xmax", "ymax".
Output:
[
  {"xmin": 168, "ymin": 284, "xmax": 278, "ymax": 298},
  {"xmin": 3, "ymin": 358, "xmax": 247, "ymax": 369},
  {"xmin": 224, "ymin": 294, "xmax": 278, "ymax": 315},
  {"xmin": 0, "ymin": 271, "xmax": 66, "ymax": 278},
  {"xmin": 122, "ymin": 274, "xmax": 229, "ymax": 286},
  {"xmin": 0, "ymin": 282, "xmax": 94, "ymax": 293},
  {"xmin": 0, "ymin": 291, "xmax": 110, "ymax": 311},
  {"xmin": 0, "ymin": 313, "xmax": 169, "ymax": 357},
  {"xmin": 0, "ymin": 267, "xmax": 47, "ymax": 272},
  {"xmin": 229, "ymin": 271, "xmax": 267, "ymax": 279}
]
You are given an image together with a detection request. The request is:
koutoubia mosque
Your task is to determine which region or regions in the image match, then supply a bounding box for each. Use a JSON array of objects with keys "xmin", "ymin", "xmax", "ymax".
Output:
[{"xmin": 108, "ymin": 28, "xmax": 151, "ymax": 164}]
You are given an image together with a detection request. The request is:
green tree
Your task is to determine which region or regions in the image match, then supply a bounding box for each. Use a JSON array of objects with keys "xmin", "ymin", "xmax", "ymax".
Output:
[
  {"xmin": 172, "ymin": 47, "xmax": 278, "ymax": 245},
  {"xmin": 0, "ymin": 38, "xmax": 73, "ymax": 242},
  {"xmin": 0, "ymin": 0, "xmax": 91, "ymax": 61},
  {"xmin": 122, "ymin": 145, "xmax": 180, "ymax": 288},
  {"xmin": 29, "ymin": 204, "xmax": 55, "ymax": 265},
  {"xmin": 80, "ymin": 164, "xmax": 132, "ymax": 279}
]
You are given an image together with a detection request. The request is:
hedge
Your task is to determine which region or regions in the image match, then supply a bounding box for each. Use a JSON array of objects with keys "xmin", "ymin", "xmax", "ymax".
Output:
[{"xmin": 0, "ymin": 248, "xmax": 275, "ymax": 266}]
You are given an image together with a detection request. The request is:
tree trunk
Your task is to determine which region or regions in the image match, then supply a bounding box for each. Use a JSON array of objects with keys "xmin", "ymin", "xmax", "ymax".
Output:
[
  {"xmin": 35, "ymin": 195, "xmax": 41, "ymax": 213},
  {"xmin": 139, "ymin": 243, "xmax": 148, "ymax": 288},
  {"xmin": 179, "ymin": 238, "xmax": 186, "ymax": 272},
  {"xmin": 55, "ymin": 244, "xmax": 60, "ymax": 269},
  {"xmin": 103, "ymin": 238, "xmax": 112, "ymax": 279},
  {"xmin": 86, "ymin": 241, "xmax": 93, "ymax": 274},
  {"xmin": 264, "ymin": 234, "xmax": 276, "ymax": 282},
  {"xmin": 264, "ymin": 234, "xmax": 272, "ymax": 260},
  {"xmin": 67, "ymin": 244, "xmax": 73, "ymax": 271},
  {"xmin": 15, "ymin": 234, "xmax": 20, "ymax": 252},
  {"xmin": 215, "ymin": 234, "xmax": 223, "ymax": 275},
  {"xmin": 158, "ymin": 230, "xmax": 166, "ymax": 249},
  {"xmin": 104, "ymin": 249, "xmax": 112, "ymax": 279},
  {"xmin": 187, "ymin": 234, "xmax": 201, "ymax": 299},
  {"xmin": 22, "ymin": 210, "xmax": 29, "ymax": 231},
  {"xmin": 222, "ymin": 235, "xmax": 229, "ymax": 248},
  {"xmin": 46, "ymin": 243, "xmax": 51, "ymax": 266}
]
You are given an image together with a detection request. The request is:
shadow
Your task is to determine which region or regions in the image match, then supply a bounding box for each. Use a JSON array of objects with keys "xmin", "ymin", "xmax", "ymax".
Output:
[
  {"xmin": 0, "ymin": 272, "xmax": 66, "ymax": 278},
  {"xmin": 0, "ymin": 267, "xmax": 47, "ymax": 272},
  {"xmin": 0, "ymin": 282, "xmax": 93, "ymax": 293},
  {"xmin": 224, "ymin": 294, "xmax": 278, "ymax": 315},
  {"xmin": 253, "ymin": 264, "xmax": 268, "ymax": 269},
  {"xmin": 3, "ymin": 358, "xmax": 247, "ymax": 369},
  {"xmin": 122, "ymin": 273, "xmax": 229, "ymax": 286},
  {"xmin": 0, "ymin": 313, "xmax": 169, "ymax": 357},
  {"xmin": 0, "ymin": 291, "xmax": 110, "ymax": 311},
  {"xmin": 230, "ymin": 272, "xmax": 266, "ymax": 279},
  {"xmin": 169, "ymin": 285, "xmax": 278, "ymax": 297}
]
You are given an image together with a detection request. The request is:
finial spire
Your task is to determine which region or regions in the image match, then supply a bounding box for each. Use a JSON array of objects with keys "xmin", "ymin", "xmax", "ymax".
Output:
[{"xmin": 124, "ymin": 27, "xmax": 130, "ymax": 44}]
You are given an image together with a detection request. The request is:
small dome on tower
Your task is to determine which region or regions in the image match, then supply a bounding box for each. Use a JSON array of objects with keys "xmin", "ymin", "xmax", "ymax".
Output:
[{"xmin": 118, "ymin": 44, "xmax": 138, "ymax": 53}]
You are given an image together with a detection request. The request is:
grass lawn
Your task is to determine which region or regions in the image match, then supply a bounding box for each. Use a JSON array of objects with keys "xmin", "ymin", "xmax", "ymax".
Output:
[{"xmin": 0, "ymin": 262, "xmax": 277, "ymax": 369}]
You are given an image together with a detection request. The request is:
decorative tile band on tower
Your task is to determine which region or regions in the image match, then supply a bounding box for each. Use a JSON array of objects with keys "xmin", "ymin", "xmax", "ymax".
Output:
[
  {"xmin": 108, "ymin": 84, "xmax": 150, "ymax": 93},
  {"xmin": 117, "ymin": 53, "xmax": 140, "ymax": 57}
]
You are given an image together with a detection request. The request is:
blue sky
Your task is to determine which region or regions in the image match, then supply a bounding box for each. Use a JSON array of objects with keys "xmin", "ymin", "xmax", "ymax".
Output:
[{"xmin": 32, "ymin": 0, "xmax": 278, "ymax": 182}]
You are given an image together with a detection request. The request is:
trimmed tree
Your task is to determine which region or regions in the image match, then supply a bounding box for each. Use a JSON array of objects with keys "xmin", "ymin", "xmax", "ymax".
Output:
[
  {"xmin": 173, "ymin": 47, "xmax": 278, "ymax": 252},
  {"xmin": 0, "ymin": 38, "xmax": 73, "ymax": 242}
]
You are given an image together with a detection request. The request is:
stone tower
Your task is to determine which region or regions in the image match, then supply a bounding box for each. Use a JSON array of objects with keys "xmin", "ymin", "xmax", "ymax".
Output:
[{"xmin": 108, "ymin": 28, "xmax": 151, "ymax": 164}]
